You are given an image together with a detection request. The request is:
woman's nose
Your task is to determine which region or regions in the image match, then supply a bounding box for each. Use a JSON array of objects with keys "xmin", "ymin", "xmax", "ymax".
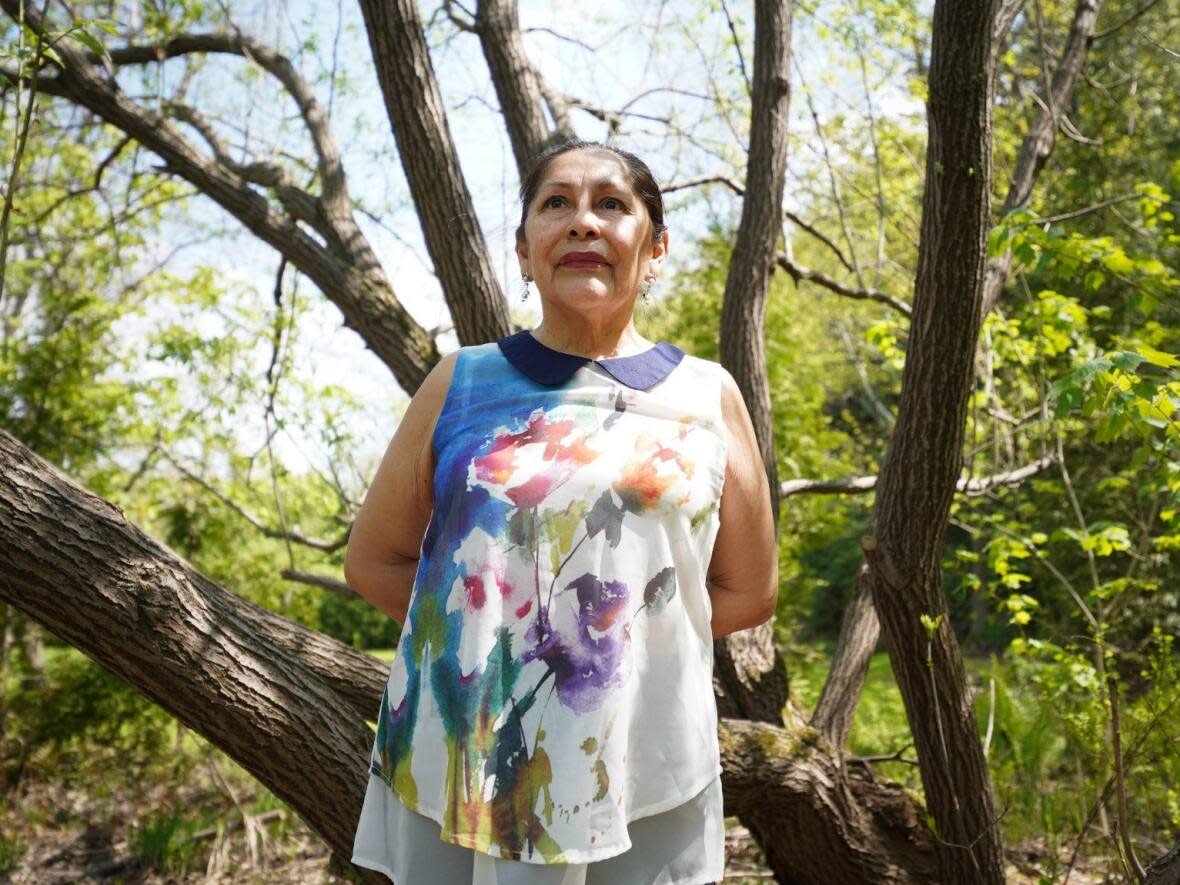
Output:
[{"xmin": 568, "ymin": 202, "xmax": 600, "ymax": 237}]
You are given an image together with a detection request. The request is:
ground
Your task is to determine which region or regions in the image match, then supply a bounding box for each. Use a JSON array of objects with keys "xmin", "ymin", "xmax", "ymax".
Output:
[{"xmin": 2, "ymin": 771, "xmax": 1128, "ymax": 884}]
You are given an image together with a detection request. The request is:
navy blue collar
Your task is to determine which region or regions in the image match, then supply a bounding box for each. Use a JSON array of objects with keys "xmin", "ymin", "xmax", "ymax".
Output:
[{"xmin": 497, "ymin": 329, "xmax": 686, "ymax": 390}]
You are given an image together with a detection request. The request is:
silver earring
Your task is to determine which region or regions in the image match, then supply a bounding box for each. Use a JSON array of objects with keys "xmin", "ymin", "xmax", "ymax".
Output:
[
  {"xmin": 640, "ymin": 278, "xmax": 653, "ymax": 301},
  {"xmin": 521, "ymin": 274, "xmax": 531, "ymax": 302}
]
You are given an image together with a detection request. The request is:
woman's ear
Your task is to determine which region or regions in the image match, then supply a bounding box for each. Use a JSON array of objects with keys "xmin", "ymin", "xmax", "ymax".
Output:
[
  {"xmin": 515, "ymin": 238, "xmax": 531, "ymax": 279},
  {"xmin": 648, "ymin": 228, "xmax": 670, "ymax": 279}
]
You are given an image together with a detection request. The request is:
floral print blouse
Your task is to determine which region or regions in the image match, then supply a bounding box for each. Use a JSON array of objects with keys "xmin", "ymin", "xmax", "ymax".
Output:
[{"xmin": 366, "ymin": 330, "xmax": 728, "ymax": 864}]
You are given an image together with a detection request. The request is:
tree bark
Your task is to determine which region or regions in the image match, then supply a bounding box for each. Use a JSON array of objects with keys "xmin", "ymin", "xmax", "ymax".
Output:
[
  {"xmin": 715, "ymin": 0, "xmax": 794, "ymax": 727},
  {"xmin": 810, "ymin": 566, "xmax": 880, "ymax": 746},
  {"xmin": 475, "ymin": 0, "xmax": 575, "ymax": 178},
  {"xmin": 863, "ymin": 0, "xmax": 1005, "ymax": 881},
  {"xmin": 357, "ymin": 0, "xmax": 512, "ymax": 347},
  {"xmin": 1146, "ymin": 842, "xmax": 1180, "ymax": 885},
  {"xmin": 805, "ymin": 0, "xmax": 1102, "ymax": 758},
  {"xmin": 0, "ymin": 428, "xmax": 941, "ymax": 885}
]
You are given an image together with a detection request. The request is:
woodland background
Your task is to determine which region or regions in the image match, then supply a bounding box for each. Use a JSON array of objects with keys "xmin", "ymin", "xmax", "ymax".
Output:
[{"xmin": 1, "ymin": 0, "xmax": 1179, "ymax": 883}]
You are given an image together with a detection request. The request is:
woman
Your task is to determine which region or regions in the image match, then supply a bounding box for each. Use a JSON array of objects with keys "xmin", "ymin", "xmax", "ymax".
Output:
[{"xmin": 345, "ymin": 139, "xmax": 778, "ymax": 885}]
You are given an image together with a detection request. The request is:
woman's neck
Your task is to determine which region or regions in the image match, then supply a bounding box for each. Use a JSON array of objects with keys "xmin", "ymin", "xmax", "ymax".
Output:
[{"xmin": 529, "ymin": 321, "xmax": 653, "ymax": 360}]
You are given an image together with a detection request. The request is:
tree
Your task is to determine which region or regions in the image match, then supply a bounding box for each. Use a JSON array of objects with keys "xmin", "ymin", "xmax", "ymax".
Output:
[{"xmin": 2, "ymin": 0, "xmax": 1173, "ymax": 881}]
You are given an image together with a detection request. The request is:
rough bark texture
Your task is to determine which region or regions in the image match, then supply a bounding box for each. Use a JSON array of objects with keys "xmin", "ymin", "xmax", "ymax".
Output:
[
  {"xmin": 0, "ymin": 1, "xmax": 438, "ymax": 394},
  {"xmin": 357, "ymin": 0, "xmax": 512, "ymax": 347},
  {"xmin": 714, "ymin": 0, "xmax": 794, "ymax": 729},
  {"xmin": 865, "ymin": 0, "xmax": 1005, "ymax": 881},
  {"xmin": 1146, "ymin": 842, "xmax": 1180, "ymax": 885},
  {"xmin": 810, "ymin": 565, "xmax": 880, "ymax": 747},
  {"xmin": 0, "ymin": 431, "xmax": 388, "ymax": 884},
  {"xmin": 720, "ymin": 717, "xmax": 938, "ymax": 884},
  {"xmin": 0, "ymin": 429, "xmax": 941, "ymax": 885},
  {"xmin": 475, "ymin": 0, "xmax": 575, "ymax": 178},
  {"xmin": 980, "ymin": 0, "xmax": 1104, "ymax": 318},
  {"xmin": 719, "ymin": 0, "xmax": 791, "ymax": 528}
]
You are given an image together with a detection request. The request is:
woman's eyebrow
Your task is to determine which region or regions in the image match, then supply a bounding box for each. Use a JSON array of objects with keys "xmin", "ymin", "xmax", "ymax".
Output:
[{"xmin": 541, "ymin": 178, "xmax": 629, "ymax": 192}]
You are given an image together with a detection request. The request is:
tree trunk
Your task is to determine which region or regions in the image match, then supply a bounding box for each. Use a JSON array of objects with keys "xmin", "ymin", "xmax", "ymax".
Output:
[
  {"xmin": 475, "ymin": 0, "xmax": 575, "ymax": 177},
  {"xmin": 356, "ymin": 0, "xmax": 512, "ymax": 346},
  {"xmin": 810, "ymin": 566, "xmax": 880, "ymax": 747},
  {"xmin": 804, "ymin": 0, "xmax": 1105, "ymax": 760},
  {"xmin": 1146, "ymin": 842, "xmax": 1180, "ymax": 885},
  {"xmin": 0, "ymin": 428, "xmax": 942, "ymax": 884},
  {"xmin": 714, "ymin": 0, "xmax": 795, "ymax": 728},
  {"xmin": 863, "ymin": 0, "xmax": 1006, "ymax": 881}
]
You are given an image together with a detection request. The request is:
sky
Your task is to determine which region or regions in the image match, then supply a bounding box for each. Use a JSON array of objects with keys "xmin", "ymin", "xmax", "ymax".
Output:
[{"xmin": 92, "ymin": 0, "xmax": 923, "ymax": 489}]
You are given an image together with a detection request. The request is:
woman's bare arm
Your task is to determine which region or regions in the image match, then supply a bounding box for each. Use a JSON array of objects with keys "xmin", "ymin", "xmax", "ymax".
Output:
[
  {"xmin": 707, "ymin": 367, "xmax": 779, "ymax": 638},
  {"xmin": 343, "ymin": 351, "xmax": 459, "ymax": 626}
]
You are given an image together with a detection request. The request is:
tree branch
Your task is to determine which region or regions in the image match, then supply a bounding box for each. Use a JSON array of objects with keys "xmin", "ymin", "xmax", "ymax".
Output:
[
  {"xmin": 781, "ymin": 454, "xmax": 1056, "ymax": 498},
  {"xmin": 99, "ymin": 32, "xmax": 346, "ymax": 204},
  {"xmin": 0, "ymin": 0, "xmax": 440, "ymax": 394},
  {"xmin": 776, "ymin": 253, "xmax": 913, "ymax": 316}
]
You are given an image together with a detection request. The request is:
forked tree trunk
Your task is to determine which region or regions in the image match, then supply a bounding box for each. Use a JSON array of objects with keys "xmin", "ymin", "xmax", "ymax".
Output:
[{"xmin": 862, "ymin": 0, "xmax": 1006, "ymax": 881}]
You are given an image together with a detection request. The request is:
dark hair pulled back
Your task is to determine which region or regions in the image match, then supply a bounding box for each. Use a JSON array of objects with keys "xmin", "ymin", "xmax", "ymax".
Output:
[{"xmin": 515, "ymin": 139, "xmax": 667, "ymax": 245}]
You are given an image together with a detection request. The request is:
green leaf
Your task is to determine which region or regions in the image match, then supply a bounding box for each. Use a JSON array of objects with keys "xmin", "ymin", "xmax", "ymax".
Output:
[
  {"xmin": 1136, "ymin": 344, "xmax": 1179, "ymax": 368},
  {"xmin": 71, "ymin": 27, "xmax": 107, "ymax": 57},
  {"xmin": 1111, "ymin": 351, "xmax": 1145, "ymax": 372}
]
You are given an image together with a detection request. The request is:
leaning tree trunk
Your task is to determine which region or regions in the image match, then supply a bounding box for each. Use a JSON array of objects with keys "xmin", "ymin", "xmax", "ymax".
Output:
[
  {"xmin": 356, "ymin": 0, "xmax": 512, "ymax": 346},
  {"xmin": 0, "ymin": 429, "xmax": 943, "ymax": 884},
  {"xmin": 862, "ymin": 0, "xmax": 1006, "ymax": 882}
]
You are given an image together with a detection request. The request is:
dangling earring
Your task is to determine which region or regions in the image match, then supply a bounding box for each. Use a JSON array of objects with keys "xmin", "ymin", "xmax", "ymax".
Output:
[
  {"xmin": 639, "ymin": 278, "xmax": 653, "ymax": 302},
  {"xmin": 521, "ymin": 274, "xmax": 531, "ymax": 302}
]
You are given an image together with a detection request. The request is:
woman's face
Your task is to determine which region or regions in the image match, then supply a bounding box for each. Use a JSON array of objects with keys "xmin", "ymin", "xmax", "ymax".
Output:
[{"xmin": 516, "ymin": 149, "xmax": 668, "ymax": 315}]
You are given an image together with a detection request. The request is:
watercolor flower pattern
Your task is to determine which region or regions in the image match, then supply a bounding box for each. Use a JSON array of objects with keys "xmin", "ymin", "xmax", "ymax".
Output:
[{"xmin": 369, "ymin": 353, "xmax": 722, "ymax": 864}]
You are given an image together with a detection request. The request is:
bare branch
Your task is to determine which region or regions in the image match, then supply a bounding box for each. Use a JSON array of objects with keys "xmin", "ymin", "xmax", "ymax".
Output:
[
  {"xmin": 994, "ymin": 0, "xmax": 1027, "ymax": 59},
  {"xmin": 280, "ymin": 568, "xmax": 357, "ymax": 596},
  {"xmin": 662, "ymin": 174, "xmax": 745, "ymax": 196},
  {"xmin": 780, "ymin": 454, "xmax": 1057, "ymax": 498},
  {"xmin": 100, "ymin": 32, "xmax": 347, "ymax": 204},
  {"xmin": 1092, "ymin": 0, "xmax": 1162, "ymax": 38},
  {"xmin": 719, "ymin": 0, "xmax": 753, "ymax": 99},
  {"xmin": 776, "ymin": 253, "xmax": 913, "ymax": 316},
  {"xmin": 159, "ymin": 446, "xmax": 351, "ymax": 553},
  {"xmin": 441, "ymin": 0, "xmax": 479, "ymax": 33},
  {"xmin": 164, "ymin": 100, "xmax": 324, "ymax": 230},
  {"xmin": 981, "ymin": 0, "xmax": 1105, "ymax": 318},
  {"xmin": 0, "ymin": 0, "xmax": 439, "ymax": 393}
]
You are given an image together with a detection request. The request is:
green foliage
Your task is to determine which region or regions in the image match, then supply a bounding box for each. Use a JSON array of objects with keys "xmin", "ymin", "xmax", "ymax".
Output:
[
  {"xmin": 11, "ymin": 649, "xmax": 176, "ymax": 778},
  {"xmin": 0, "ymin": 808, "xmax": 27, "ymax": 873},
  {"xmin": 126, "ymin": 806, "xmax": 190, "ymax": 873},
  {"xmin": 318, "ymin": 591, "xmax": 400, "ymax": 651}
]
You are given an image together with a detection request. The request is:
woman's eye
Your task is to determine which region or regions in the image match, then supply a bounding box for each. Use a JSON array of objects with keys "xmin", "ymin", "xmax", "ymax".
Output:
[{"xmin": 542, "ymin": 195, "xmax": 625, "ymax": 210}]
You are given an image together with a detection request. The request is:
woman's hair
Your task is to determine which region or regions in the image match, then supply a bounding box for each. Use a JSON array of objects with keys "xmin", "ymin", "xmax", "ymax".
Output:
[{"xmin": 515, "ymin": 139, "xmax": 667, "ymax": 245}]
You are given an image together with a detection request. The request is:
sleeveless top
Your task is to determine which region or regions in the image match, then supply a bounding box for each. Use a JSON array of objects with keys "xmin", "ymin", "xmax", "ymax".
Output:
[{"xmin": 366, "ymin": 329, "xmax": 728, "ymax": 865}]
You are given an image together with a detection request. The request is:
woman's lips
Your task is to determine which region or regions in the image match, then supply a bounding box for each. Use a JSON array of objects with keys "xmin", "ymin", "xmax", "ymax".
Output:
[{"xmin": 559, "ymin": 252, "xmax": 607, "ymax": 268}]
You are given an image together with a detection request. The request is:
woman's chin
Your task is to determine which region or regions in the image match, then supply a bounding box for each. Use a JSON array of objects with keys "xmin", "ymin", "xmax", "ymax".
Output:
[{"xmin": 549, "ymin": 283, "xmax": 623, "ymax": 304}]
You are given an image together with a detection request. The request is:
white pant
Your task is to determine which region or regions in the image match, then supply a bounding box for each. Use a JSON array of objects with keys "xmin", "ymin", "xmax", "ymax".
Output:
[{"xmin": 351, "ymin": 771, "xmax": 726, "ymax": 885}]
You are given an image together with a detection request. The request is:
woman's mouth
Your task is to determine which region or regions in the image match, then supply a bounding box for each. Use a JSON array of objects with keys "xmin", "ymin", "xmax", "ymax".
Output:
[{"xmin": 559, "ymin": 252, "xmax": 608, "ymax": 269}]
